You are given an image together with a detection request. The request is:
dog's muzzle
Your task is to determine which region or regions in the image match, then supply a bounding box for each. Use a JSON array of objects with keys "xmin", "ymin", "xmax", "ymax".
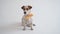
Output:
[{"xmin": 24, "ymin": 12, "xmax": 26, "ymax": 14}]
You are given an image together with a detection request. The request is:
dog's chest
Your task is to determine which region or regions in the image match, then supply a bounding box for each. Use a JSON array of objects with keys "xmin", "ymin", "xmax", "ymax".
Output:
[
  {"xmin": 22, "ymin": 13, "xmax": 33, "ymax": 24},
  {"xmin": 22, "ymin": 16, "xmax": 32, "ymax": 24},
  {"xmin": 24, "ymin": 13, "xmax": 33, "ymax": 20},
  {"xmin": 23, "ymin": 15, "xmax": 31, "ymax": 20}
]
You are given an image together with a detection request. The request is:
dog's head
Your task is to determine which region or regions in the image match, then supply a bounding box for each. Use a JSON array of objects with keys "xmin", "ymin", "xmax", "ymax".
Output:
[{"xmin": 21, "ymin": 5, "xmax": 32, "ymax": 15}]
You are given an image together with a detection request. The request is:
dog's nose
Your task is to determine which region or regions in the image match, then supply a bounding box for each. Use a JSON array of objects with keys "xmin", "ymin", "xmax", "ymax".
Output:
[{"xmin": 24, "ymin": 12, "xmax": 26, "ymax": 14}]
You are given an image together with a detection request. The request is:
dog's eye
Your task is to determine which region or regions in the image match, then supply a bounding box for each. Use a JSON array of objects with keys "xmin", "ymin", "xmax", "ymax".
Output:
[{"xmin": 26, "ymin": 8, "xmax": 28, "ymax": 10}]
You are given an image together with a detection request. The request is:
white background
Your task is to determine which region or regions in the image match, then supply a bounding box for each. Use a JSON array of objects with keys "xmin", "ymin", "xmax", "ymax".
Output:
[{"xmin": 0, "ymin": 0, "xmax": 60, "ymax": 34}]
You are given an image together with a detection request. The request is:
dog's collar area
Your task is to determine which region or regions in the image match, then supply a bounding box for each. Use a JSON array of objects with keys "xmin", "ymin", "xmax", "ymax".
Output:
[{"xmin": 24, "ymin": 13, "xmax": 33, "ymax": 20}]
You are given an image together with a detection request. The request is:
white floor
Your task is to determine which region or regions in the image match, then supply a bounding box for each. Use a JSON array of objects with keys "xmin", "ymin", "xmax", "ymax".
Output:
[
  {"xmin": 0, "ymin": 22, "xmax": 60, "ymax": 34},
  {"xmin": 0, "ymin": 22, "xmax": 40, "ymax": 34}
]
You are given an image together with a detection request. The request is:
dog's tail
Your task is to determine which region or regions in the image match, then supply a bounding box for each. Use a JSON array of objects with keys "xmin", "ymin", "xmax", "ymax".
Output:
[
  {"xmin": 33, "ymin": 24, "xmax": 36, "ymax": 26},
  {"xmin": 26, "ymin": 24, "xmax": 36, "ymax": 27}
]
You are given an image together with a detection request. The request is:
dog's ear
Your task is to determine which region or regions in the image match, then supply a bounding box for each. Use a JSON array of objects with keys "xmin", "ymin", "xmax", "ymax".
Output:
[
  {"xmin": 28, "ymin": 6, "xmax": 32, "ymax": 9},
  {"xmin": 21, "ymin": 6, "xmax": 25, "ymax": 9}
]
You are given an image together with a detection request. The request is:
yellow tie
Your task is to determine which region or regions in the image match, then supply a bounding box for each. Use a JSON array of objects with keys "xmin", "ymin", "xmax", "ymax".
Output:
[{"xmin": 25, "ymin": 13, "xmax": 33, "ymax": 20}]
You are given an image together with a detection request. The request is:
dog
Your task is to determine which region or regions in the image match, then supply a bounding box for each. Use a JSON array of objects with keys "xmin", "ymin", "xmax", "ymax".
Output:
[{"xmin": 21, "ymin": 5, "xmax": 35, "ymax": 30}]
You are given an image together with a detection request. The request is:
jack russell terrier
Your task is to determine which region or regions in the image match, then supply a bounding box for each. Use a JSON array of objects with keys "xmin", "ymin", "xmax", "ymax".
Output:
[{"xmin": 21, "ymin": 5, "xmax": 35, "ymax": 30}]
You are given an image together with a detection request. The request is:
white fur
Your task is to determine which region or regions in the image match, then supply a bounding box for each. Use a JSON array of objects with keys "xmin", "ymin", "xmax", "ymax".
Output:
[{"xmin": 22, "ymin": 10, "xmax": 33, "ymax": 26}]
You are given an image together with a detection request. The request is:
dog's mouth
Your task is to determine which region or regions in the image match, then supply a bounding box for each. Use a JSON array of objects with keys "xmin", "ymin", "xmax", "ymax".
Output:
[{"xmin": 23, "ymin": 10, "xmax": 31, "ymax": 15}]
